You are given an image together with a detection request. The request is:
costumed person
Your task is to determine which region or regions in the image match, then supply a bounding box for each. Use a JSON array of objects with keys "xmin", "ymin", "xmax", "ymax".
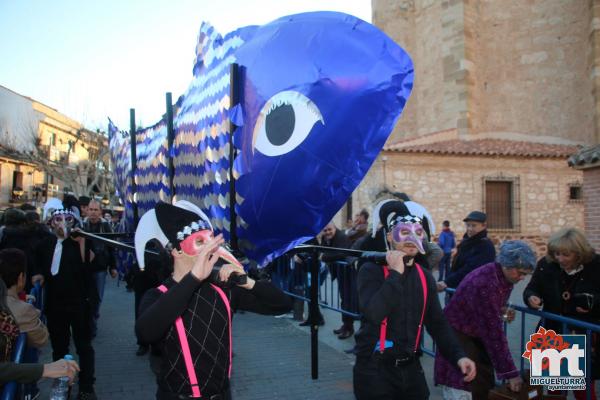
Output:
[
  {"xmin": 135, "ymin": 201, "xmax": 292, "ymax": 400},
  {"xmin": 32, "ymin": 198, "xmax": 98, "ymax": 400},
  {"xmin": 434, "ymin": 240, "xmax": 536, "ymax": 400},
  {"xmin": 353, "ymin": 200, "xmax": 476, "ymax": 400},
  {"xmin": 523, "ymin": 227, "xmax": 600, "ymax": 400},
  {"xmin": 356, "ymin": 197, "xmax": 441, "ymax": 270}
]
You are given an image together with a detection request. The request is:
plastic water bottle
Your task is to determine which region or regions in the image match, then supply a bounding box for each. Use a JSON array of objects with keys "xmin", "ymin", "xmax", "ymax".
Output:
[{"xmin": 50, "ymin": 354, "xmax": 74, "ymax": 400}]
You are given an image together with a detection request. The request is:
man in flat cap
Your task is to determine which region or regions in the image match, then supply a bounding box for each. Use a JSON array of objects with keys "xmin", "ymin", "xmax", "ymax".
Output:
[{"xmin": 437, "ymin": 211, "xmax": 496, "ymax": 293}]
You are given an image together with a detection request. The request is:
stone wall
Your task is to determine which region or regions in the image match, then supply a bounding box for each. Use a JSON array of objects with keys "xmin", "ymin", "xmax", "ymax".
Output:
[
  {"xmin": 352, "ymin": 152, "xmax": 584, "ymax": 255},
  {"xmin": 372, "ymin": 0, "xmax": 597, "ymax": 146},
  {"xmin": 582, "ymin": 166, "xmax": 600, "ymax": 249},
  {"xmin": 466, "ymin": 0, "xmax": 594, "ymax": 144}
]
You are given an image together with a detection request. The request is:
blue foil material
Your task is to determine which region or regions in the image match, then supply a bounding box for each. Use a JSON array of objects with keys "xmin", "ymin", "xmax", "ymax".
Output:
[{"xmin": 109, "ymin": 11, "xmax": 413, "ymax": 266}]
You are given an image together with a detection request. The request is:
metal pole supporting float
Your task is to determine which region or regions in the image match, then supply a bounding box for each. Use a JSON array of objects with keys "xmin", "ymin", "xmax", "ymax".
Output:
[
  {"xmin": 130, "ymin": 108, "xmax": 139, "ymax": 228},
  {"xmin": 309, "ymin": 247, "xmax": 320, "ymax": 379},
  {"xmin": 165, "ymin": 92, "xmax": 175, "ymax": 202},
  {"xmin": 228, "ymin": 63, "xmax": 240, "ymax": 251}
]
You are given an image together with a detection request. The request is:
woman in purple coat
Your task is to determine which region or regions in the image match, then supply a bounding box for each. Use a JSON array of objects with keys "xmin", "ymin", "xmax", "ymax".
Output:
[{"xmin": 434, "ymin": 240, "xmax": 537, "ymax": 400}]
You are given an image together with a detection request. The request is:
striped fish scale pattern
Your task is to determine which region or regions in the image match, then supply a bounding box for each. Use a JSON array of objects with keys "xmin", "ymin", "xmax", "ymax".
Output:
[
  {"xmin": 108, "ymin": 122, "xmax": 134, "ymax": 225},
  {"xmin": 172, "ymin": 23, "xmax": 251, "ymax": 241},
  {"xmin": 134, "ymin": 120, "xmax": 170, "ymax": 214}
]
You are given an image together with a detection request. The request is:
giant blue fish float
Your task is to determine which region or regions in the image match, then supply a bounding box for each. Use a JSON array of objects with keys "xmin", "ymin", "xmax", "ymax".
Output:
[{"xmin": 109, "ymin": 11, "xmax": 414, "ymax": 266}]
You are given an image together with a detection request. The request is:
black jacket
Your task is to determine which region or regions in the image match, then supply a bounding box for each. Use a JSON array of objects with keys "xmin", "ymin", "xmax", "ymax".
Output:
[
  {"xmin": 354, "ymin": 261, "xmax": 465, "ymax": 364},
  {"xmin": 83, "ymin": 220, "xmax": 116, "ymax": 273},
  {"xmin": 445, "ymin": 229, "xmax": 495, "ymax": 288},
  {"xmin": 136, "ymin": 273, "xmax": 292, "ymax": 398},
  {"xmin": 33, "ymin": 236, "xmax": 98, "ymax": 312},
  {"xmin": 523, "ymin": 254, "xmax": 600, "ymax": 331}
]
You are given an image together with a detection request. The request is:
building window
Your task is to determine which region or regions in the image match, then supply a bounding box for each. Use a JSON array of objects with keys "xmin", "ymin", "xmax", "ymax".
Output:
[
  {"xmin": 483, "ymin": 176, "xmax": 520, "ymax": 231},
  {"xmin": 569, "ymin": 184, "xmax": 582, "ymax": 201}
]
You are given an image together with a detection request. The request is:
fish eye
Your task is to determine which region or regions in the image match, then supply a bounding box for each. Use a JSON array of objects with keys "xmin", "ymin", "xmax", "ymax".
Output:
[{"xmin": 252, "ymin": 90, "xmax": 324, "ymax": 156}]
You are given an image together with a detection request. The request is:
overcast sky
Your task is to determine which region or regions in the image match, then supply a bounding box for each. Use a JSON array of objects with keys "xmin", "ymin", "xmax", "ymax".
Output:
[{"xmin": 0, "ymin": 0, "xmax": 371, "ymax": 131}]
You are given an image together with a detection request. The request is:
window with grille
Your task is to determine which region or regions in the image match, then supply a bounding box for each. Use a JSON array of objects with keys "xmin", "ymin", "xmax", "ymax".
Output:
[
  {"xmin": 483, "ymin": 177, "xmax": 520, "ymax": 230},
  {"xmin": 569, "ymin": 184, "xmax": 582, "ymax": 201}
]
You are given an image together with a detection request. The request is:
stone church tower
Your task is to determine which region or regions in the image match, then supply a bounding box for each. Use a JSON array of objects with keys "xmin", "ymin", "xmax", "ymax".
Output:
[
  {"xmin": 348, "ymin": 1, "xmax": 600, "ymax": 253},
  {"xmin": 373, "ymin": 0, "xmax": 600, "ymax": 146}
]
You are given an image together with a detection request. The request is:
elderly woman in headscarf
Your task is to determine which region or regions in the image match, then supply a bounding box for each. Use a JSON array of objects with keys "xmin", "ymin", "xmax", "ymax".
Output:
[
  {"xmin": 434, "ymin": 240, "xmax": 537, "ymax": 400},
  {"xmin": 523, "ymin": 227, "xmax": 600, "ymax": 400}
]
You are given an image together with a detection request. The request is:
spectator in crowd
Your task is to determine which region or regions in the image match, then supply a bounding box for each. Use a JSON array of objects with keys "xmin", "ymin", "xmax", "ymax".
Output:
[
  {"xmin": 78, "ymin": 196, "xmax": 91, "ymax": 220},
  {"xmin": 437, "ymin": 211, "xmax": 495, "ymax": 292},
  {"xmin": 135, "ymin": 201, "xmax": 291, "ymax": 400},
  {"xmin": 18, "ymin": 204, "xmax": 36, "ymax": 212},
  {"xmin": 345, "ymin": 209, "xmax": 369, "ymax": 243},
  {"xmin": 437, "ymin": 220, "xmax": 456, "ymax": 282},
  {"xmin": 82, "ymin": 200, "xmax": 117, "ymax": 338},
  {"xmin": 0, "ymin": 279, "xmax": 18, "ymax": 363},
  {"xmin": 0, "ymin": 209, "xmax": 26, "ymax": 243},
  {"xmin": 0, "ymin": 248, "xmax": 48, "ymax": 349},
  {"xmin": 33, "ymin": 202, "xmax": 98, "ymax": 400},
  {"xmin": 319, "ymin": 222, "xmax": 354, "ymax": 338},
  {"xmin": 354, "ymin": 200, "xmax": 475, "ymax": 399},
  {"xmin": 523, "ymin": 227, "xmax": 600, "ymax": 400},
  {"xmin": 0, "ymin": 358, "xmax": 79, "ymax": 385},
  {"xmin": 109, "ymin": 212, "xmax": 121, "ymax": 232},
  {"xmin": 435, "ymin": 240, "xmax": 536, "ymax": 399}
]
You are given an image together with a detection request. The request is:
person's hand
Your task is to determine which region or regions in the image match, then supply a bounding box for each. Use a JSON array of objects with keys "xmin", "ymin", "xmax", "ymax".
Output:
[
  {"xmin": 218, "ymin": 263, "xmax": 255, "ymax": 290},
  {"xmin": 71, "ymin": 228, "xmax": 85, "ymax": 244},
  {"xmin": 436, "ymin": 281, "xmax": 447, "ymax": 293},
  {"xmin": 31, "ymin": 274, "xmax": 44, "ymax": 287},
  {"xmin": 386, "ymin": 250, "xmax": 406, "ymax": 274},
  {"xmin": 190, "ymin": 234, "xmax": 224, "ymax": 281},
  {"xmin": 507, "ymin": 376, "xmax": 523, "ymax": 392},
  {"xmin": 457, "ymin": 357, "xmax": 476, "ymax": 382},
  {"xmin": 25, "ymin": 294, "xmax": 36, "ymax": 303},
  {"xmin": 576, "ymin": 307, "xmax": 590, "ymax": 313},
  {"xmin": 109, "ymin": 269, "xmax": 118, "ymax": 279},
  {"xmin": 527, "ymin": 295, "xmax": 543, "ymax": 309},
  {"xmin": 42, "ymin": 359, "xmax": 80, "ymax": 383},
  {"xmin": 501, "ymin": 306, "xmax": 516, "ymax": 323}
]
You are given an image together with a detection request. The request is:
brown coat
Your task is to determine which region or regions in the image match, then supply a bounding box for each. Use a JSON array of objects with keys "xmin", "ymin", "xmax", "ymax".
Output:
[{"xmin": 6, "ymin": 292, "xmax": 48, "ymax": 348}]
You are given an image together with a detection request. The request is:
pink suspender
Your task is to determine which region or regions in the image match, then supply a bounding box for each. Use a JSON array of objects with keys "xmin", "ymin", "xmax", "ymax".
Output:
[
  {"xmin": 379, "ymin": 268, "xmax": 390, "ymax": 353},
  {"xmin": 379, "ymin": 264, "xmax": 428, "ymax": 353},
  {"xmin": 157, "ymin": 283, "xmax": 232, "ymax": 399},
  {"xmin": 210, "ymin": 284, "xmax": 233, "ymax": 377}
]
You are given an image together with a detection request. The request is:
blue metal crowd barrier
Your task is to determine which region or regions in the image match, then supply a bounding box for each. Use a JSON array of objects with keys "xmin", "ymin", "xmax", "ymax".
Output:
[
  {"xmin": 1, "ymin": 282, "xmax": 44, "ymax": 400},
  {"xmin": 270, "ymin": 253, "xmax": 360, "ymax": 319},
  {"xmin": 420, "ymin": 288, "xmax": 599, "ymax": 400}
]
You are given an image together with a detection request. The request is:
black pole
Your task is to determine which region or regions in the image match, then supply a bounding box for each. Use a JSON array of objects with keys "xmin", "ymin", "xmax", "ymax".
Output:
[
  {"xmin": 309, "ymin": 247, "xmax": 320, "ymax": 379},
  {"xmin": 130, "ymin": 108, "xmax": 139, "ymax": 228},
  {"xmin": 228, "ymin": 63, "xmax": 240, "ymax": 251},
  {"xmin": 166, "ymin": 92, "xmax": 175, "ymax": 202}
]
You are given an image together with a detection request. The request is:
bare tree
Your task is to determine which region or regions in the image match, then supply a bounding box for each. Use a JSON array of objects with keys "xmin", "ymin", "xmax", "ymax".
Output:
[{"xmin": 0, "ymin": 117, "xmax": 113, "ymax": 199}]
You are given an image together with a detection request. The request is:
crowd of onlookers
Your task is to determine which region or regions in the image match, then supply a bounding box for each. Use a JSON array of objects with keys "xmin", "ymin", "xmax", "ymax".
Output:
[
  {"xmin": 0, "ymin": 191, "xmax": 596, "ymax": 400},
  {"xmin": 0, "ymin": 196, "xmax": 123, "ymax": 400},
  {"xmin": 279, "ymin": 192, "xmax": 599, "ymax": 399}
]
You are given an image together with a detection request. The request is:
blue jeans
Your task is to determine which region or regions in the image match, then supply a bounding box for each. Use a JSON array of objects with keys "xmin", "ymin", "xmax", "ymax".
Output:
[
  {"xmin": 92, "ymin": 271, "xmax": 107, "ymax": 334},
  {"xmin": 438, "ymin": 253, "xmax": 452, "ymax": 281}
]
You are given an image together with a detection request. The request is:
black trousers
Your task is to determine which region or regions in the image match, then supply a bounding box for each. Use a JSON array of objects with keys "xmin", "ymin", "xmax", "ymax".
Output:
[
  {"xmin": 353, "ymin": 356, "xmax": 429, "ymax": 400},
  {"xmin": 454, "ymin": 330, "xmax": 494, "ymax": 400},
  {"xmin": 46, "ymin": 302, "xmax": 95, "ymax": 391},
  {"xmin": 337, "ymin": 264, "xmax": 358, "ymax": 328}
]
